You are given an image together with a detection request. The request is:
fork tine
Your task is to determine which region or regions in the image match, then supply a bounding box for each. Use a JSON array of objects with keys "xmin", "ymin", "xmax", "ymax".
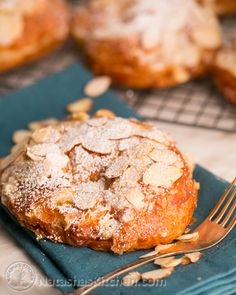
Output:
[
  {"xmin": 209, "ymin": 178, "xmax": 236, "ymax": 220},
  {"xmin": 220, "ymin": 198, "xmax": 236, "ymax": 227},
  {"xmin": 225, "ymin": 213, "xmax": 236, "ymax": 231},
  {"xmin": 214, "ymin": 188, "xmax": 236, "ymax": 223}
]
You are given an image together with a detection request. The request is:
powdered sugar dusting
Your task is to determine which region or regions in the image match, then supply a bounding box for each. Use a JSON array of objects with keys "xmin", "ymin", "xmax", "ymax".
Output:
[{"xmin": 0, "ymin": 114, "xmax": 187, "ymax": 241}]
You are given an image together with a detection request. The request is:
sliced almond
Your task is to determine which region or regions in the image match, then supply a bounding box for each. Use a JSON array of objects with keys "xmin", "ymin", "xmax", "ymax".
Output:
[
  {"xmin": 66, "ymin": 98, "xmax": 92, "ymax": 113},
  {"xmin": 26, "ymin": 143, "xmax": 59, "ymax": 162},
  {"xmin": 12, "ymin": 130, "xmax": 31, "ymax": 144},
  {"xmin": 0, "ymin": 11, "xmax": 23, "ymax": 46},
  {"xmin": 126, "ymin": 188, "xmax": 144, "ymax": 209},
  {"xmin": 183, "ymin": 153, "xmax": 195, "ymax": 173},
  {"xmin": 0, "ymin": 144, "xmax": 25, "ymax": 171},
  {"xmin": 81, "ymin": 137, "xmax": 116, "ymax": 154},
  {"xmin": 68, "ymin": 112, "xmax": 90, "ymax": 122},
  {"xmin": 94, "ymin": 109, "xmax": 115, "ymax": 119},
  {"xmin": 194, "ymin": 181, "xmax": 200, "ymax": 191},
  {"xmin": 84, "ymin": 76, "xmax": 111, "ymax": 97},
  {"xmin": 141, "ymin": 268, "xmax": 173, "ymax": 282},
  {"xmin": 184, "ymin": 252, "xmax": 202, "ymax": 263},
  {"xmin": 31, "ymin": 126, "xmax": 60, "ymax": 144},
  {"xmin": 155, "ymin": 243, "xmax": 175, "ymax": 253},
  {"xmin": 87, "ymin": 117, "xmax": 107, "ymax": 127},
  {"xmin": 176, "ymin": 232, "xmax": 199, "ymax": 242},
  {"xmin": 105, "ymin": 155, "xmax": 129, "ymax": 178},
  {"xmin": 122, "ymin": 272, "xmax": 141, "ymax": 286},
  {"xmin": 154, "ymin": 256, "xmax": 183, "ymax": 268},
  {"xmin": 148, "ymin": 149, "xmax": 182, "ymax": 167},
  {"xmin": 28, "ymin": 118, "xmax": 59, "ymax": 131},
  {"xmin": 174, "ymin": 67, "xmax": 190, "ymax": 83},
  {"xmin": 184, "ymin": 227, "xmax": 191, "ymax": 234},
  {"xmin": 192, "ymin": 26, "xmax": 221, "ymax": 49},
  {"xmin": 143, "ymin": 163, "xmax": 182, "ymax": 188}
]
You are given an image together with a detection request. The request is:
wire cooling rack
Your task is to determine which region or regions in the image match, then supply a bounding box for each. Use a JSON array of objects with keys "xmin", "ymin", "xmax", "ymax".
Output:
[
  {"xmin": 117, "ymin": 80, "xmax": 236, "ymax": 132},
  {"xmin": 0, "ymin": 16, "xmax": 236, "ymax": 133}
]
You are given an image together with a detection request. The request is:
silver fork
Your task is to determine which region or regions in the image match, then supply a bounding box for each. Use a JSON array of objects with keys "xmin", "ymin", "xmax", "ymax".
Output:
[{"xmin": 72, "ymin": 178, "xmax": 236, "ymax": 295}]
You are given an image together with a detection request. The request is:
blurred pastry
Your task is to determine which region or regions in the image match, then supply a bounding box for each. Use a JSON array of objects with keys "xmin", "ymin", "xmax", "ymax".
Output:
[
  {"xmin": 199, "ymin": 0, "xmax": 236, "ymax": 16},
  {"xmin": 0, "ymin": 0, "xmax": 70, "ymax": 72},
  {"xmin": 72, "ymin": 0, "xmax": 222, "ymax": 89},
  {"xmin": 212, "ymin": 41, "xmax": 236, "ymax": 104},
  {"xmin": 0, "ymin": 112, "xmax": 198, "ymax": 254}
]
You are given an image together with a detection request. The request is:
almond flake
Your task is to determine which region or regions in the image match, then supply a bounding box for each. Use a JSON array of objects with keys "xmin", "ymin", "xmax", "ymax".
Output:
[
  {"xmin": 94, "ymin": 109, "xmax": 115, "ymax": 119},
  {"xmin": 66, "ymin": 98, "xmax": 92, "ymax": 113},
  {"xmin": 184, "ymin": 252, "xmax": 202, "ymax": 263},
  {"xmin": 192, "ymin": 26, "xmax": 221, "ymax": 49},
  {"xmin": 87, "ymin": 117, "xmax": 107, "ymax": 127},
  {"xmin": 81, "ymin": 136, "xmax": 116, "ymax": 154},
  {"xmin": 28, "ymin": 118, "xmax": 59, "ymax": 131},
  {"xmin": 84, "ymin": 76, "xmax": 111, "ymax": 97},
  {"xmin": 118, "ymin": 137, "xmax": 140, "ymax": 151},
  {"xmin": 126, "ymin": 188, "xmax": 144, "ymax": 209},
  {"xmin": 177, "ymin": 232, "xmax": 199, "ymax": 242},
  {"xmin": 149, "ymin": 149, "xmax": 182, "ymax": 167},
  {"xmin": 0, "ymin": 143, "xmax": 25, "ymax": 171},
  {"xmin": 135, "ymin": 128, "xmax": 172, "ymax": 145},
  {"xmin": 194, "ymin": 181, "xmax": 200, "ymax": 191},
  {"xmin": 184, "ymin": 227, "xmax": 191, "ymax": 234},
  {"xmin": 105, "ymin": 155, "xmax": 129, "ymax": 178},
  {"xmin": 154, "ymin": 256, "xmax": 182, "ymax": 268},
  {"xmin": 141, "ymin": 268, "xmax": 173, "ymax": 282},
  {"xmin": 122, "ymin": 272, "xmax": 141, "ymax": 286},
  {"xmin": 12, "ymin": 130, "xmax": 31, "ymax": 144},
  {"xmin": 143, "ymin": 163, "xmax": 182, "ymax": 188},
  {"xmin": 72, "ymin": 181, "xmax": 104, "ymax": 210},
  {"xmin": 26, "ymin": 143, "xmax": 60, "ymax": 162},
  {"xmin": 155, "ymin": 243, "xmax": 175, "ymax": 253},
  {"xmin": 0, "ymin": 11, "xmax": 23, "ymax": 46},
  {"xmin": 118, "ymin": 166, "xmax": 140, "ymax": 187},
  {"xmin": 68, "ymin": 112, "xmax": 90, "ymax": 122},
  {"xmin": 31, "ymin": 126, "xmax": 60, "ymax": 144}
]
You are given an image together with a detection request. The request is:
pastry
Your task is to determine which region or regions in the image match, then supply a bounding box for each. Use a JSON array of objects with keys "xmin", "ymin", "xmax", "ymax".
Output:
[
  {"xmin": 212, "ymin": 41, "xmax": 236, "ymax": 104},
  {"xmin": 0, "ymin": 111, "xmax": 198, "ymax": 254},
  {"xmin": 72, "ymin": 0, "xmax": 221, "ymax": 89},
  {"xmin": 0, "ymin": 0, "xmax": 69, "ymax": 72},
  {"xmin": 199, "ymin": 0, "xmax": 236, "ymax": 16}
]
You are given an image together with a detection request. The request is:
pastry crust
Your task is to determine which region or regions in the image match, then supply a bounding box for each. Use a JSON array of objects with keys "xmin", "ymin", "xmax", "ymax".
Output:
[
  {"xmin": 0, "ymin": 114, "xmax": 198, "ymax": 254},
  {"xmin": 0, "ymin": 0, "xmax": 70, "ymax": 72},
  {"xmin": 72, "ymin": 0, "xmax": 221, "ymax": 89},
  {"xmin": 212, "ymin": 41, "xmax": 236, "ymax": 104},
  {"xmin": 199, "ymin": 0, "xmax": 236, "ymax": 16}
]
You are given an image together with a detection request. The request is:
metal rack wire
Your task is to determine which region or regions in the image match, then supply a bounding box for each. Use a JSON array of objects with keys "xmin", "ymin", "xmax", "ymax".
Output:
[
  {"xmin": 0, "ymin": 15, "xmax": 236, "ymax": 133},
  {"xmin": 117, "ymin": 79, "xmax": 236, "ymax": 132}
]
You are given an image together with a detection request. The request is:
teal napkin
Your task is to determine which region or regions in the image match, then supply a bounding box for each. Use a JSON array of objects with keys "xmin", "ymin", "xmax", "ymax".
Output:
[{"xmin": 0, "ymin": 64, "xmax": 235, "ymax": 295}]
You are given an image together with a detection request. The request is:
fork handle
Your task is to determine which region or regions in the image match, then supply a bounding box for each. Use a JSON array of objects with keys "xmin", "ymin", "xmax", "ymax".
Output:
[{"xmin": 71, "ymin": 251, "xmax": 176, "ymax": 295}]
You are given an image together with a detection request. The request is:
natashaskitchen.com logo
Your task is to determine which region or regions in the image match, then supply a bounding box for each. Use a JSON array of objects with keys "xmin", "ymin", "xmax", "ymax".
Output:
[
  {"xmin": 5, "ymin": 261, "xmax": 168, "ymax": 292},
  {"xmin": 5, "ymin": 261, "xmax": 36, "ymax": 292}
]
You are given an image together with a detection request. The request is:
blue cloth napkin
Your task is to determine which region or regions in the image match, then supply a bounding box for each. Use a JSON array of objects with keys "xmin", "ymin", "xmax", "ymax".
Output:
[{"xmin": 0, "ymin": 64, "xmax": 235, "ymax": 295}]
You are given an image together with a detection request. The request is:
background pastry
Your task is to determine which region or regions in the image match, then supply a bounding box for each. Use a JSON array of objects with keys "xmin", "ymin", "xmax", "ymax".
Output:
[
  {"xmin": 212, "ymin": 41, "xmax": 236, "ymax": 105},
  {"xmin": 72, "ymin": 0, "xmax": 222, "ymax": 89},
  {"xmin": 0, "ymin": 113, "xmax": 198, "ymax": 254},
  {"xmin": 199, "ymin": 0, "xmax": 236, "ymax": 16},
  {"xmin": 0, "ymin": 0, "xmax": 70, "ymax": 72}
]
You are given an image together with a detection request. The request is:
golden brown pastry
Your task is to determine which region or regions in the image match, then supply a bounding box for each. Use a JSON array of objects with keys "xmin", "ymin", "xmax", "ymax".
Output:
[
  {"xmin": 199, "ymin": 0, "xmax": 236, "ymax": 16},
  {"xmin": 212, "ymin": 41, "xmax": 236, "ymax": 104},
  {"xmin": 72, "ymin": 0, "xmax": 222, "ymax": 89},
  {"xmin": 0, "ymin": 112, "xmax": 198, "ymax": 254},
  {"xmin": 0, "ymin": 0, "xmax": 70, "ymax": 72}
]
